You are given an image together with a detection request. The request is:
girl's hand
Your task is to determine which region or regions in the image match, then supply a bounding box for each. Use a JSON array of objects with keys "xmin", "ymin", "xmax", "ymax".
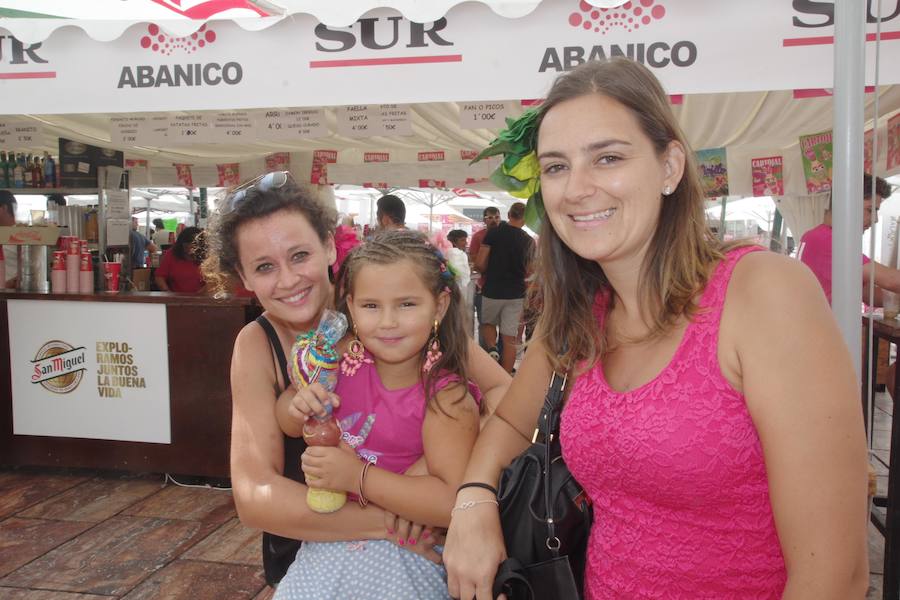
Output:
[
  {"xmin": 445, "ymin": 489, "xmax": 507, "ymax": 600},
  {"xmin": 288, "ymin": 382, "xmax": 340, "ymax": 423},
  {"xmin": 300, "ymin": 441, "xmax": 360, "ymax": 493},
  {"xmin": 384, "ymin": 511, "xmax": 431, "ymax": 548}
]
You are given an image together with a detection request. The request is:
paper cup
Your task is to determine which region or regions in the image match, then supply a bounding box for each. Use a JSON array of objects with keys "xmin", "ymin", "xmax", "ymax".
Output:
[{"xmin": 102, "ymin": 262, "xmax": 121, "ymax": 292}]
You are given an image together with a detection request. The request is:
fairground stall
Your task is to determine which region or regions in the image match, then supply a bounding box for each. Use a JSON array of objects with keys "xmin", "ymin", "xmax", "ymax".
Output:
[{"xmin": 1, "ymin": 0, "xmax": 900, "ymax": 594}]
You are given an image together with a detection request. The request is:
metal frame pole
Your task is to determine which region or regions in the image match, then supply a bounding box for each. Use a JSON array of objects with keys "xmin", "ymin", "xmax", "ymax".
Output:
[{"xmin": 832, "ymin": 0, "xmax": 866, "ymax": 380}]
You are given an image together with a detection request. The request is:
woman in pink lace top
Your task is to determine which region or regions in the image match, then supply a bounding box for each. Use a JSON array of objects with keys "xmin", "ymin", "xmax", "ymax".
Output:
[{"xmin": 445, "ymin": 59, "xmax": 869, "ymax": 599}]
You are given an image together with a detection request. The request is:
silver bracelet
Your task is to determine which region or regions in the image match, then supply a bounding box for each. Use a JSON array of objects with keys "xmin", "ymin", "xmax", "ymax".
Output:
[{"xmin": 451, "ymin": 499, "xmax": 499, "ymax": 514}]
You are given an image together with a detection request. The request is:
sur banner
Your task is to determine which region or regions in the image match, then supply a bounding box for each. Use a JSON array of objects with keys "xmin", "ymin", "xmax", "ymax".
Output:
[
  {"xmin": 2, "ymin": 0, "xmax": 899, "ymax": 114},
  {"xmin": 799, "ymin": 131, "xmax": 833, "ymax": 194},
  {"xmin": 696, "ymin": 148, "xmax": 728, "ymax": 198},
  {"xmin": 751, "ymin": 156, "xmax": 784, "ymax": 197}
]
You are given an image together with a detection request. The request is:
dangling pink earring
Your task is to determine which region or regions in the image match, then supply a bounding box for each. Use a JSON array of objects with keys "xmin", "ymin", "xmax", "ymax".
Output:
[
  {"xmin": 341, "ymin": 325, "xmax": 373, "ymax": 377},
  {"xmin": 423, "ymin": 319, "xmax": 443, "ymax": 373}
]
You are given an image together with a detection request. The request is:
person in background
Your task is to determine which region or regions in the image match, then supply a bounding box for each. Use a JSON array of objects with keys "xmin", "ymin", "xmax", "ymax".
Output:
[
  {"xmin": 468, "ymin": 207, "xmax": 501, "ymax": 349},
  {"xmin": 447, "ymin": 229, "xmax": 474, "ymax": 331},
  {"xmin": 376, "ymin": 194, "xmax": 406, "ymax": 231},
  {"xmin": 473, "ymin": 202, "xmax": 534, "ymax": 373},
  {"xmin": 0, "ymin": 191, "xmax": 17, "ymax": 288},
  {"xmin": 152, "ymin": 218, "xmax": 172, "ymax": 246},
  {"xmin": 130, "ymin": 216, "xmax": 157, "ymax": 269},
  {"xmin": 445, "ymin": 58, "xmax": 867, "ymax": 600},
  {"xmin": 798, "ymin": 174, "xmax": 898, "ymax": 305},
  {"xmin": 47, "ymin": 193, "xmax": 66, "ymax": 207},
  {"xmin": 154, "ymin": 226, "xmax": 206, "ymax": 293}
]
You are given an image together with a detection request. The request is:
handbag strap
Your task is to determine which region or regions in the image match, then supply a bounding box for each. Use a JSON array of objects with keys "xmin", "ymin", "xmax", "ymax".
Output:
[{"xmin": 540, "ymin": 370, "xmax": 568, "ymax": 557}]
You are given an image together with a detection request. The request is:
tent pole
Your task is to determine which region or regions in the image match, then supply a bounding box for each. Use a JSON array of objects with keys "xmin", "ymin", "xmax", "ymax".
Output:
[
  {"xmin": 718, "ymin": 196, "xmax": 727, "ymax": 241},
  {"xmin": 769, "ymin": 209, "xmax": 783, "ymax": 252},
  {"xmin": 832, "ymin": 0, "xmax": 866, "ymax": 381}
]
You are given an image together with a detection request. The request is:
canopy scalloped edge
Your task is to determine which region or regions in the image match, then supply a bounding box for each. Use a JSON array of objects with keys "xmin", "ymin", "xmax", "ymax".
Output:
[{"xmin": 0, "ymin": 0, "xmax": 546, "ymax": 43}]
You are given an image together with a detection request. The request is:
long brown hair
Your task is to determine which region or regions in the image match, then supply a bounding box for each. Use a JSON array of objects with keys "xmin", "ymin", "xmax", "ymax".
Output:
[
  {"xmin": 202, "ymin": 180, "xmax": 337, "ymax": 296},
  {"xmin": 531, "ymin": 58, "xmax": 727, "ymax": 372},
  {"xmin": 335, "ymin": 229, "xmax": 474, "ymax": 412}
]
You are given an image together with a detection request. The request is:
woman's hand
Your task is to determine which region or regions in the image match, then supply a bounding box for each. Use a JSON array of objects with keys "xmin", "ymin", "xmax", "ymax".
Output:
[
  {"xmin": 301, "ymin": 441, "xmax": 360, "ymax": 493},
  {"xmin": 288, "ymin": 382, "xmax": 341, "ymax": 422},
  {"xmin": 444, "ymin": 489, "xmax": 507, "ymax": 600}
]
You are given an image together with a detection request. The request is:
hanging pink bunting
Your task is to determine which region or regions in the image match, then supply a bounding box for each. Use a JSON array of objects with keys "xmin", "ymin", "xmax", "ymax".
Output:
[
  {"xmin": 264, "ymin": 152, "xmax": 290, "ymax": 173},
  {"xmin": 750, "ymin": 156, "xmax": 784, "ymax": 197},
  {"xmin": 173, "ymin": 163, "xmax": 193, "ymax": 187},
  {"xmin": 888, "ymin": 114, "xmax": 900, "ymax": 172},
  {"xmin": 311, "ymin": 149, "xmax": 337, "ymax": 184},
  {"xmin": 217, "ymin": 163, "xmax": 240, "ymax": 186}
]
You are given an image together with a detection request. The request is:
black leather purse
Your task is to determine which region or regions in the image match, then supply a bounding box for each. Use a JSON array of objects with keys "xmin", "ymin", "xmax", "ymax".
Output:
[{"xmin": 492, "ymin": 371, "xmax": 593, "ymax": 600}]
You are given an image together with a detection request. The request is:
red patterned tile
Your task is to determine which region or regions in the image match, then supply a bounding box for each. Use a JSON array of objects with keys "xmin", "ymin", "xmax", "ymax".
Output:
[
  {"xmin": 0, "ymin": 515, "xmax": 217, "ymax": 595},
  {"xmin": 0, "ymin": 472, "xmax": 90, "ymax": 518},
  {"xmin": 120, "ymin": 559, "xmax": 266, "ymax": 600},
  {"xmin": 183, "ymin": 518, "xmax": 263, "ymax": 566},
  {"xmin": 0, "ymin": 517, "xmax": 94, "ymax": 578},
  {"xmin": 123, "ymin": 485, "xmax": 235, "ymax": 524},
  {"xmin": 20, "ymin": 476, "xmax": 163, "ymax": 523}
]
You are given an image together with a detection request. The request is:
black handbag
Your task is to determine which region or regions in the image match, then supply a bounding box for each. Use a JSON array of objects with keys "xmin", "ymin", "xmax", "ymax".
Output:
[{"xmin": 492, "ymin": 371, "xmax": 593, "ymax": 600}]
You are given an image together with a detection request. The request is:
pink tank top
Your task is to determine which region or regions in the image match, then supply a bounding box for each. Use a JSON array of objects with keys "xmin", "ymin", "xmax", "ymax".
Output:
[
  {"xmin": 334, "ymin": 353, "xmax": 480, "ymax": 475},
  {"xmin": 560, "ymin": 246, "xmax": 787, "ymax": 599}
]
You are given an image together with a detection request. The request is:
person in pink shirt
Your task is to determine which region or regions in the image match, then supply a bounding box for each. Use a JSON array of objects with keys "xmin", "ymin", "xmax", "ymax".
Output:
[{"xmin": 798, "ymin": 174, "xmax": 898, "ymax": 305}]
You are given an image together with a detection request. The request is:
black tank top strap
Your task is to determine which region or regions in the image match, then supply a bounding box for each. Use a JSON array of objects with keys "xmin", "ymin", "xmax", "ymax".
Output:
[
  {"xmin": 256, "ymin": 315, "xmax": 290, "ymax": 391},
  {"xmin": 254, "ymin": 314, "xmax": 305, "ymax": 587}
]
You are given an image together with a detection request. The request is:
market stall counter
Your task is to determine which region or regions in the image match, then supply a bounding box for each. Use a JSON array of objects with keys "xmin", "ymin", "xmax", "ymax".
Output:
[{"xmin": 0, "ymin": 290, "xmax": 261, "ymax": 478}]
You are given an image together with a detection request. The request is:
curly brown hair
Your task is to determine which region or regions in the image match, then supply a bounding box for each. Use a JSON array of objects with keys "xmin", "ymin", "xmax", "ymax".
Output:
[
  {"xmin": 202, "ymin": 180, "xmax": 337, "ymax": 296},
  {"xmin": 335, "ymin": 229, "xmax": 475, "ymax": 413}
]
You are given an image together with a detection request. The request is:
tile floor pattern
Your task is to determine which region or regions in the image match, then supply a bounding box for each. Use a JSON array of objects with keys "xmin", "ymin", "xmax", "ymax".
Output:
[{"xmin": 0, "ymin": 392, "xmax": 892, "ymax": 599}]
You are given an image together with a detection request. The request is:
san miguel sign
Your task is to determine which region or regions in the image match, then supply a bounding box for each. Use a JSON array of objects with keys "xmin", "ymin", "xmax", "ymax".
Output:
[{"xmin": 0, "ymin": 0, "xmax": 898, "ymax": 114}]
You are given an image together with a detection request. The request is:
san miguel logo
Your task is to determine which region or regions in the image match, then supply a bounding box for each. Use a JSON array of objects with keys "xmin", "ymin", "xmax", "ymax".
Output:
[
  {"xmin": 31, "ymin": 341, "xmax": 87, "ymax": 394},
  {"xmin": 118, "ymin": 22, "xmax": 242, "ymax": 88},
  {"xmin": 541, "ymin": 1, "xmax": 697, "ymax": 72}
]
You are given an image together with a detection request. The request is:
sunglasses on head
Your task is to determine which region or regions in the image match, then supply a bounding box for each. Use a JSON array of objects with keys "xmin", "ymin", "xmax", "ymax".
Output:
[{"xmin": 226, "ymin": 170, "xmax": 293, "ymax": 213}]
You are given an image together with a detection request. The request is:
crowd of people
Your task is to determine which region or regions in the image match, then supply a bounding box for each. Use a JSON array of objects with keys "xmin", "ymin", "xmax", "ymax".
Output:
[{"xmin": 197, "ymin": 57, "xmax": 877, "ymax": 600}]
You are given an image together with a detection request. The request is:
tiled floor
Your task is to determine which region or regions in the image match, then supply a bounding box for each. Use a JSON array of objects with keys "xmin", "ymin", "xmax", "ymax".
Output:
[
  {"xmin": 0, "ymin": 471, "xmax": 274, "ymax": 600},
  {"xmin": 0, "ymin": 392, "xmax": 893, "ymax": 599}
]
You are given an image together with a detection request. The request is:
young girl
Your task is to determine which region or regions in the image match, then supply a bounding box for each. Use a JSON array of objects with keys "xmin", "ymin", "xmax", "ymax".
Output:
[{"xmin": 273, "ymin": 229, "xmax": 481, "ymax": 600}]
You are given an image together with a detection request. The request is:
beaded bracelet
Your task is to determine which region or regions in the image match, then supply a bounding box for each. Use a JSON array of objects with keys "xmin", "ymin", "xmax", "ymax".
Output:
[
  {"xmin": 456, "ymin": 482, "xmax": 498, "ymax": 496},
  {"xmin": 451, "ymin": 499, "xmax": 499, "ymax": 515},
  {"xmin": 358, "ymin": 460, "xmax": 373, "ymax": 508}
]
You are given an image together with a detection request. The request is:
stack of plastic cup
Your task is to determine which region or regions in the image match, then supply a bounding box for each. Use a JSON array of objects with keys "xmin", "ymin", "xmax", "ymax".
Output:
[
  {"xmin": 79, "ymin": 250, "xmax": 93, "ymax": 293},
  {"xmin": 51, "ymin": 251, "xmax": 67, "ymax": 293},
  {"xmin": 65, "ymin": 238, "xmax": 80, "ymax": 292}
]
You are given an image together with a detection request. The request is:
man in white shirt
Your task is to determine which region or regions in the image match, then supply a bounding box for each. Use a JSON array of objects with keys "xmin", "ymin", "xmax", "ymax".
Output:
[
  {"xmin": 447, "ymin": 229, "xmax": 473, "ymax": 331},
  {"xmin": 0, "ymin": 191, "xmax": 17, "ymax": 288}
]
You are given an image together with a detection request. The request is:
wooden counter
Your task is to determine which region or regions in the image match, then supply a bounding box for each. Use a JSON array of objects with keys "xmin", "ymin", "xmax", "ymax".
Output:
[{"xmin": 0, "ymin": 290, "xmax": 261, "ymax": 478}]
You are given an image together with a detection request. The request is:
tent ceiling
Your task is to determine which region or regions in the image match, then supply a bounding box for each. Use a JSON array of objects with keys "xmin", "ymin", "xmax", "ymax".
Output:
[
  {"xmin": 17, "ymin": 87, "xmax": 900, "ymax": 168},
  {"xmin": 0, "ymin": 0, "xmax": 550, "ymax": 42}
]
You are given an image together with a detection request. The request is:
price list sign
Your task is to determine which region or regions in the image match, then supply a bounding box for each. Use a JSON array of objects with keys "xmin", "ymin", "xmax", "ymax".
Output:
[
  {"xmin": 209, "ymin": 111, "xmax": 255, "ymax": 143},
  {"xmin": 336, "ymin": 105, "xmax": 372, "ymax": 138},
  {"xmin": 167, "ymin": 113, "xmax": 213, "ymax": 144},
  {"xmin": 459, "ymin": 101, "xmax": 513, "ymax": 130},
  {"xmin": 256, "ymin": 109, "xmax": 328, "ymax": 140},
  {"xmin": 0, "ymin": 120, "xmax": 42, "ymax": 147}
]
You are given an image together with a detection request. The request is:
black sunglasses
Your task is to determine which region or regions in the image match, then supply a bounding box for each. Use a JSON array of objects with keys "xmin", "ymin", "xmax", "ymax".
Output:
[{"xmin": 226, "ymin": 170, "xmax": 293, "ymax": 213}]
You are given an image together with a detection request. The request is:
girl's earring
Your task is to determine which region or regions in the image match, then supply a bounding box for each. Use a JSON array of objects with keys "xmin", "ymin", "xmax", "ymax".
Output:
[
  {"xmin": 341, "ymin": 325, "xmax": 372, "ymax": 377},
  {"xmin": 423, "ymin": 319, "xmax": 443, "ymax": 373},
  {"xmin": 663, "ymin": 185, "xmax": 672, "ymax": 196}
]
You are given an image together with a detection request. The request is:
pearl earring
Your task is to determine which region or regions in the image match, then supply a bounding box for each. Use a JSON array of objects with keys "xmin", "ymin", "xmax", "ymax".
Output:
[{"xmin": 663, "ymin": 185, "xmax": 672, "ymax": 196}]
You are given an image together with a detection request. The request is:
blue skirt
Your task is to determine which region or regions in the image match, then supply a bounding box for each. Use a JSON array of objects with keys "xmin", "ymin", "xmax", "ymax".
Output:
[{"xmin": 273, "ymin": 539, "xmax": 451, "ymax": 600}]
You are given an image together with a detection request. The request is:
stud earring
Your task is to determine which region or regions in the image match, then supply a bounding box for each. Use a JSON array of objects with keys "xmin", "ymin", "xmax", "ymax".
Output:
[
  {"xmin": 663, "ymin": 185, "xmax": 672, "ymax": 196},
  {"xmin": 423, "ymin": 319, "xmax": 443, "ymax": 373},
  {"xmin": 341, "ymin": 325, "xmax": 373, "ymax": 376}
]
